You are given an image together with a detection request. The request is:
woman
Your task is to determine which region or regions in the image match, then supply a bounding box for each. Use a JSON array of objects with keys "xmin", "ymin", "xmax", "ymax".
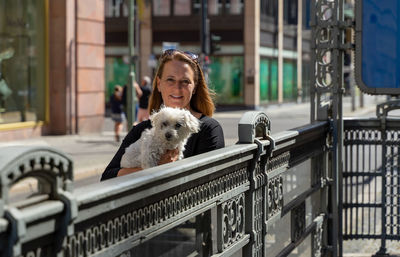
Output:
[
  {"xmin": 101, "ymin": 49, "xmax": 225, "ymax": 180},
  {"xmin": 109, "ymin": 85, "xmax": 125, "ymax": 142}
]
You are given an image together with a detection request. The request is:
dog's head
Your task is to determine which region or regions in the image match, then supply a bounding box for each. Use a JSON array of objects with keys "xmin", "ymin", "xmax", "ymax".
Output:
[{"xmin": 151, "ymin": 107, "xmax": 200, "ymax": 148}]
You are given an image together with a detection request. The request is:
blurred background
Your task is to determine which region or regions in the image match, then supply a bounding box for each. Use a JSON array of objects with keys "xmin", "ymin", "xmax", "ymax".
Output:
[{"xmin": 0, "ymin": 0, "xmax": 359, "ymax": 141}]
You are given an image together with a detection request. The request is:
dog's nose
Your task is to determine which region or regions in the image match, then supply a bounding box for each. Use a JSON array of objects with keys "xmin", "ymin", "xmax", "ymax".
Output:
[{"xmin": 165, "ymin": 132, "xmax": 172, "ymax": 140}]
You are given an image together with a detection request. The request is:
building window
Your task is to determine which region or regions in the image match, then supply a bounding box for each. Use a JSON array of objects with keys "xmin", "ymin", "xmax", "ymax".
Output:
[
  {"xmin": 105, "ymin": 0, "xmax": 128, "ymax": 18},
  {"xmin": 153, "ymin": 0, "xmax": 171, "ymax": 16},
  {"xmin": 174, "ymin": 0, "xmax": 191, "ymax": 15},
  {"xmin": 192, "ymin": 0, "xmax": 201, "ymax": 15},
  {"xmin": 105, "ymin": 57, "xmax": 130, "ymax": 104},
  {"xmin": 261, "ymin": 0, "xmax": 277, "ymax": 18},
  {"xmin": 225, "ymin": 0, "xmax": 243, "ymax": 15},
  {"xmin": 209, "ymin": 56, "xmax": 244, "ymax": 104},
  {"xmin": 0, "ymin": 0, "xmax": 47, "ymax": 125},
  {"xmin": 208, "ymin": 0, "xmax": 222, "ymax": 15},
  {"xmin": 284, "ymin": 0, "xmax": 298, "ymax": 25}
]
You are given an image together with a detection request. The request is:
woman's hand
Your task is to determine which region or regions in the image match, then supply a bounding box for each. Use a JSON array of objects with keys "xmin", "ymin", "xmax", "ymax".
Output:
[
  {"xmin": 117, "ymin": 149, "xmax": 179, "ymax": 177},
  {"xmin": 158, "ymin": 148, "xmax": 180, "ymax": 165},
  {"xmin": 117, "ymin": 167, "xmax": 142, "ymax": 176}
]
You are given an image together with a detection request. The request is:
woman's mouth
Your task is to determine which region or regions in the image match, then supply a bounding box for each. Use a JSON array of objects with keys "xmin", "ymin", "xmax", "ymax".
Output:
[{"xmin": 170, "ymin": 95, "xmax": 183, "ymax": 99}]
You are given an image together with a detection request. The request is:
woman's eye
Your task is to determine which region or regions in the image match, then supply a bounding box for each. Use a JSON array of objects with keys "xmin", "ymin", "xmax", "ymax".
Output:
[
  {"xmin": 175, "ymin": 123, "xmax": 182, "ymax": 129},
  {"xmin": 181, "ymin": 80, "xmax": 190, "ymax": 86},
  {"xmin": 166, "ymin": 78, "xmax": 175, "ymax": 84}
]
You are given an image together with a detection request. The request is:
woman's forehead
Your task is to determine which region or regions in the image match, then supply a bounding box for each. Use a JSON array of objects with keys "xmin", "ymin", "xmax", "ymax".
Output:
[{"xmin": 162, "ymin": 60, "xmax": 194, "ymax": 77}]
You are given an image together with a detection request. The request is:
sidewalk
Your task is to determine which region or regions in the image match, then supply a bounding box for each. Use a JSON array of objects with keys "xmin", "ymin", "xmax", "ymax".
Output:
[{"xmin": 0, "ymin": 95, "xmax": 387, "ymax": 184}]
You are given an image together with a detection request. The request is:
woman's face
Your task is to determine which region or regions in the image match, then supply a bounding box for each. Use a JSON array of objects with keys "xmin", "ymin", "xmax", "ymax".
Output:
[{"xmin": 156, "ymin": 59, "xmax": 196, "ymax": 111}]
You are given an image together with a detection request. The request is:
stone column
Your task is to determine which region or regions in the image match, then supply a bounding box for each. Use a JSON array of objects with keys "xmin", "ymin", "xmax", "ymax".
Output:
[
  {"xmin": 243, "ymin": 0, "xmax": 260, "ymax": 108},
  {"xmin": 75, "ymin": 0, "xmax": 105, "ymax": 133},
  {"xmin": 49, "ymin": 0, "xmax": 76, "ymax": 134}
]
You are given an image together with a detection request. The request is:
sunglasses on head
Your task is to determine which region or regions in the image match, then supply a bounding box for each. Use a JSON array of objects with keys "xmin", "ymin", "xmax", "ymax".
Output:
[{"xmin": 161, "ymin": 49, "xmax": 199, "ymax": 63}]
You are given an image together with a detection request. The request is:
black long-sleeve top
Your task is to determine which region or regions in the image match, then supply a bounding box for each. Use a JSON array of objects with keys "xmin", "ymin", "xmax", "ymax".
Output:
[{"xmin": 101, "ymin": 115, "xmax": 225, "ymax": 181}]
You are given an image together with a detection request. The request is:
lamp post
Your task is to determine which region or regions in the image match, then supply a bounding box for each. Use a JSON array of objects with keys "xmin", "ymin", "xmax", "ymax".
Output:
[{"xmin": 127, "ymin": 0, "xmax": 136, "ymax": 127}]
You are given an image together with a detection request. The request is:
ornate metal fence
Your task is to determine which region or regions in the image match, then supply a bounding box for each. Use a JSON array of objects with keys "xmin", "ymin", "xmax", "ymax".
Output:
[
  {"xmin": 0, "ymin": 112, "xmax": 332, "ymax": 257},
  {"xmin": 342, "ymin": 100, "xmax": 400, "ymax": 256}
]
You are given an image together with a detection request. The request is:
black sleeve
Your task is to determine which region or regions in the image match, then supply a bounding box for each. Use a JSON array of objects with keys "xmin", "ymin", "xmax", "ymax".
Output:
[
  {"xmin": 184, "ymin": 116, "xmax": 225, "ymax": 158},
  {"xmin": 101, "ymin": 120, "xmax": 151, "ymax": 181}
]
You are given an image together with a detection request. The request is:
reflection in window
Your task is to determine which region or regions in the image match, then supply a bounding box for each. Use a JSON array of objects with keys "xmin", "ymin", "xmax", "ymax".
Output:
[
  {"xmin": 284, "ymin": 0, "xmax": 298, "ymax": 25},
  {"xmin": 261, "ymin": 0, "xmax": 277, "ymax": 18},
  {"xmin": 153, "ymin": 0, "xmax": 170, "ymax": 16},
  {"xmin": 0, "ymin": 0, "xmax": 46, "ymax": 125},
  {"xmin": 226, "ymin": 0, "xmax": 243, "ymax": 14},
  {"xmin": 208, "ymin": 0, "xmax": 222, "ymax": 15},
  {"xmin": 174, "ymin": 0, "xmax": 191, "ymax": 15}
]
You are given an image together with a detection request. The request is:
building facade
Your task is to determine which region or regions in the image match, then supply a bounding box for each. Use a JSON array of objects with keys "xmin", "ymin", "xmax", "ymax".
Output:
[
  {"xmin": 0, "ymin": 0, "xmax": 105, "ymax": 141},
  {"xmin": 105, "ymin": 0, "xmax": 312, "ymax": 109}
]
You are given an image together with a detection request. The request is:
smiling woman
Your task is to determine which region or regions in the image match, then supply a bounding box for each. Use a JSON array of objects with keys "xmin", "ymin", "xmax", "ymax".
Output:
[
  {"xmin": 156, "ymin": 59, "xmax": 197, "ymax": 114},
  {"xmin": 101, "ymin": 49, "xmax": 225, "ymax": 180},
  {"xmin": 0, "ymin": 0, "xmax": 47, "ymax": 126}
]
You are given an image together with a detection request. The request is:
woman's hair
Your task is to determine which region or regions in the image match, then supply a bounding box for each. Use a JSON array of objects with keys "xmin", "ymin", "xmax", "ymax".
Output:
[{"xmin": 148, "ymin": 50, "xmax": 216, "ymax": 117}]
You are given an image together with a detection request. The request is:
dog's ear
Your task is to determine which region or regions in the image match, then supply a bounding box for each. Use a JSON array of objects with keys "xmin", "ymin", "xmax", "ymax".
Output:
[
  {"xmin": 150, "ymin": 110, "xmax": 161, "ymax": 127},
  {"xmin": 184, "ymin": 112, "xmax": 200, "ymax": 133}
]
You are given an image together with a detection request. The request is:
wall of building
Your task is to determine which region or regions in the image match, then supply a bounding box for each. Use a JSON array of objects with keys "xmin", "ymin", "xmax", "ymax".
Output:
[
  {"xmin": 75, "ymin": 0, "xmax": 105, "ymax": 133},
  {"xmin": 0, "ymin": 0, "xmax": 105, "ymax": 141},
  {"xmin": 49, "ymin": 0, "xmax": 105, "ymax": 135}
]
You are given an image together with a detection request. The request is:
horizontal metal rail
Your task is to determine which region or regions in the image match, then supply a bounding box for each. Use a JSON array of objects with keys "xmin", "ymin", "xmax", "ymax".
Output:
[{"xmin": 0, "ymin": 113, "xmax": 331, "ymax": 257}]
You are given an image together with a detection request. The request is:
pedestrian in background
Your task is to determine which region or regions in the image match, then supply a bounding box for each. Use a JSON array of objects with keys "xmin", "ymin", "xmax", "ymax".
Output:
[
  {"xmin": 110, "ymin": 85, "xmax": 125, "ymax": 142},
  {"xmin": 122, "ymin": 81, "xmax": 142, "ymax": 128},
  {"xmin": 137, "ymin": 76, "xmax": 152, "ymax": 122}
]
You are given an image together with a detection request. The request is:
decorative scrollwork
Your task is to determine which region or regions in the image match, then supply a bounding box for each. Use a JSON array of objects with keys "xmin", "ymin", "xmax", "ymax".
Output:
[
  {"xmin": 218, "ymin": 193, "xmax": 245, "ymax": 252},
  {"xmin": 312, "ymin": 214, "xmax": 325, "ymax": 257},
  {"xmin": 63, "ymin": 168, "xmax": 248, "ymax": 256},
  {"xmin": 19, "ymin": 247, "xmax": 47, "ymax": 257},
  {"xmin": 266, "ymin": 152, "xmax": 290, "ymax": 173},
  {"xmin": 266, "ymin": 175, "xmax": 283, "ymax": 220},
  {"xmin": 312, "ymin": 0, "xmax": 340, "ymax": 91}
]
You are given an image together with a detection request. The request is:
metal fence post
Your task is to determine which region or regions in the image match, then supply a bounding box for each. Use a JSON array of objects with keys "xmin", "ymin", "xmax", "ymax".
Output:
[
  {"xmin": 238, "ymin": 111, "xmax": 271, "ymax": 257},
  {"xmin": 310, "ymin": 0, "xmax": 346, "ymax": 255},
  {"xmin": 0, "ymin": 146, "xmax": 76, "ymax": 257}
]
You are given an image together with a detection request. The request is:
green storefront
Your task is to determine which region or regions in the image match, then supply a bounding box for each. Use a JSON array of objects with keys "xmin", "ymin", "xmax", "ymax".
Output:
[
  {"xmin": 260, "ymin": 57, "xmax": 298, "ymax": 103},
  {"xmin": 209, "ymin": 56, "xmax": 244, "ymax": 105},
  {"xmin": 0, "ymin": 0, "xmax": 47, "ymax": 126},
  {"xmin": 105, "ymin": 57, "xmax": 130, "ymax": 103}
]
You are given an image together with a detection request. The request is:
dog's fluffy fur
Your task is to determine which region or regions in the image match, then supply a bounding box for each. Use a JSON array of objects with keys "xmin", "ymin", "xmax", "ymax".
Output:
[{"xmin": 120, "ymin": 107, "xmax": 200, "ymax": 169}]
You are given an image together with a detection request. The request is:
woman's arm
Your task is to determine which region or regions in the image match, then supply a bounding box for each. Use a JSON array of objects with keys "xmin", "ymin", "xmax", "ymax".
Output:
[{"xmin": 101, "ymin": 121, "xmax": 151, "ymax": 181}]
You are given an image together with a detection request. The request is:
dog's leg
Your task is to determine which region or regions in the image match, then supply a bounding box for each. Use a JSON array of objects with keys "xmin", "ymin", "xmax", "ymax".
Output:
[{"xmin": 140, "ymin": 139, "xmax": 161, "ymax": 169}]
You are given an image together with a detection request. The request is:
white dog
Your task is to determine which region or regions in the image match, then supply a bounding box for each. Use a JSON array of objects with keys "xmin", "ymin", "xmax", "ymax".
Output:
[{"xmin": 120, "ymin": 107, "xmax": 200, "ymax": 169}]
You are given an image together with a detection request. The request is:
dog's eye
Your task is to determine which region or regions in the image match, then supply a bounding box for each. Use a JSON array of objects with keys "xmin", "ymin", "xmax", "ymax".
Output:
[
  {"xmin": 175, "ymin": 123, "xmax": 182, "ymax": 129},
  {"xmin": 162, "ymin": 121, "xmax": 168, "ymax": 127}
]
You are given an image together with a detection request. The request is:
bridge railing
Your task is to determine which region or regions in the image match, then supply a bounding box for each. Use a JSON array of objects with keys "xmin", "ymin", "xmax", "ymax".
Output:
[
  {"xmin": 0, "ymin": 111, "xmax": 331, "ymax": 257},
  {"xmin": 342, "ymin": 100, "xmax": 400, "ymax": 256}
]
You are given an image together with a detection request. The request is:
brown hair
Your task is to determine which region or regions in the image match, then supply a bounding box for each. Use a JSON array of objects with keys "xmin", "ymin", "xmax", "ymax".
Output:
[{"xmin": 148, "ymin": 50, "xmax": 216, "ymax": 117}]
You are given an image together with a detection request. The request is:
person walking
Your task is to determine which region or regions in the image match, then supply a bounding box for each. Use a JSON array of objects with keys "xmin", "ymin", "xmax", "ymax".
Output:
[
  {"xmin": 137, "ymin": 76, "xmax": 152, "ymax": 122},
  {"xmin": 109, "ymin": 85, "xmax": 125, "ymax": 142},
  {"xmin": 121, "ymin": 81, "xmax": 142, "ymax": 127}
]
